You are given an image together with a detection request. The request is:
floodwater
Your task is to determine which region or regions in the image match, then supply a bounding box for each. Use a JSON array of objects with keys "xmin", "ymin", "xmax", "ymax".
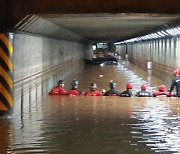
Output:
[{"xmin": 0, "ymin": 60, "xmax": 180, "ymax": 154}]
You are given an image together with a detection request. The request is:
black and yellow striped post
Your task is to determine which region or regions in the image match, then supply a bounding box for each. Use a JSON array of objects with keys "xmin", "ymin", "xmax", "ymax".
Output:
[{"xmin": 0, "ymin": 33, "xmax": 13, "ymax": 115}]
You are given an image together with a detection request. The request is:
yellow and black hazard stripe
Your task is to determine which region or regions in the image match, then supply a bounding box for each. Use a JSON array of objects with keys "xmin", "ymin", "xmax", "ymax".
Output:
[{"xmin": 0, "ymin": 33, "xmax": 13, "ymax": 115}]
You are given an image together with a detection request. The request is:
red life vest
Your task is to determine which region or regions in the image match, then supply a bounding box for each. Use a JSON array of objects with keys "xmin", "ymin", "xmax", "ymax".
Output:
[
  {"xmin": 49, "ymin": 87, "xmax": 67, "ymax": 95},
  {"xmin": 153, "ymin": 91, "xmax": 174, "ymax": 97},
  {"xmin": 85, "ymin": 90, "xmax": 103, "ymax": 96},
  {"xmin": 68, "ymin": 89, "xmax": 80, "ymax": 96}
]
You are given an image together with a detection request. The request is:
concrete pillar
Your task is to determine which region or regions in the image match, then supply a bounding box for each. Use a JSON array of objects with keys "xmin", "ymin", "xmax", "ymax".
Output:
[{"xmin": 0, "ymin": 33, "xmax": 14, "ymax": 115}]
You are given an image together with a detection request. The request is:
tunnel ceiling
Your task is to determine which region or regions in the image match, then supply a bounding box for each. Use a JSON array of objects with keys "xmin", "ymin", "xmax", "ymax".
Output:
[
  {"xmin": 1, "ymin": 0, "xmax": 180, "ymax": 42},
  {"xmin": 25, "ymin": 13, "xmax": 180, "ymax": 42}
]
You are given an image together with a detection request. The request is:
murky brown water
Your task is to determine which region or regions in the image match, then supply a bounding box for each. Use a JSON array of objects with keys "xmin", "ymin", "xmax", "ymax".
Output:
[{"xmin": 0, "ymin": 60, "xmax": 180, "ymax": 154}]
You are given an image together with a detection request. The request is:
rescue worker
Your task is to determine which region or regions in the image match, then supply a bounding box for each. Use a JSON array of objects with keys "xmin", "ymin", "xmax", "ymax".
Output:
[
  {"xmin": 67, "ymin": 79, "xmax": 83, "ymax": 96},
  {"xmin": 136, "ymin": 84, "xmax": 152, "ymax": 97},
  {"xmin": 104, "ymin": 80, "xmax": 121, "ymax": 96},
  {"xmin": 169, "ymin": 69, "xmax": 180, "ymax": 97},
  {"xmin": 153, "ymin": 85, "xmax": 173, "ymax": 97},
  {"xmin": 85, "ymin": 83, "xmax": 103, "ymax": 96},
  {"xmin": 120, "ymin": 83, "xmax": 133, "ymax": 97},
  {"xmin": 49, "ymin": 80, "xmax": 67, "ymax": 95}
]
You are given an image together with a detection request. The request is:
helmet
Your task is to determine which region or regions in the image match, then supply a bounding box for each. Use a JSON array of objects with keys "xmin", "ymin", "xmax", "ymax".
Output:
[
  {"xmin": 71, "ymin": 79, "xmax": 79, "ymax": 87},
  {"xmin": 109, "ymin": 80, "xmax": 116, "ymax": 89},
  {"xmin": 58, "ymin": 80, "xmax": 65, "ymax": 85},
  {"xmin": 173, "ymin": 69, "xmax": 180, "ymax": 76},
  {"xmin": 159, "ymin": 85, "xmax": 166, "ymax": 92},
  {"xmin": 141, "ymin": 84, "xmax": 147, "ymax": 90},
  {"xmin": 126, "ymin": 83, "xmax": 132, "ymax": 89},
  {"xmin": 90, "ymin": 83, "xmax": 97, "ymax": 90}
]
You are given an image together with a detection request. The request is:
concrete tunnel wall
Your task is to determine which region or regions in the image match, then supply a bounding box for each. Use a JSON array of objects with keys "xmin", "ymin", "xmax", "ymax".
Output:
[
  {"xmin": 13, "ymin": 33, "xmax": 92, "ymax": 115},
  {"xmin": 116, "ymin": 36, "xmax": 180, "ymax": 85}
]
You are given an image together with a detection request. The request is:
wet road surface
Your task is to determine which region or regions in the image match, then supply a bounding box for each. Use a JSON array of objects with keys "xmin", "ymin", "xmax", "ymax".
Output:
[{"xmin": 0, "ymin": 60, "xmax": 180, "ymax": 154}]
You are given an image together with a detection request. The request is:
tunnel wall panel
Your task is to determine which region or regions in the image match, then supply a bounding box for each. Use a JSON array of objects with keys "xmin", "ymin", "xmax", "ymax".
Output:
[
  {"xmin": 13, "ymin": 33, "xmax": 88, "ymax": 115},
  {"xmin": 116, "ymin": 36, "xmax": 180, "ymax": 85}
]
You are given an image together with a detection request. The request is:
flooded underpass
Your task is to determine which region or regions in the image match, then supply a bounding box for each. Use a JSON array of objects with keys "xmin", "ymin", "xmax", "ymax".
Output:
[{"xmin": 0, "ymin": 60, "xmax": 180, "ymax": 154}]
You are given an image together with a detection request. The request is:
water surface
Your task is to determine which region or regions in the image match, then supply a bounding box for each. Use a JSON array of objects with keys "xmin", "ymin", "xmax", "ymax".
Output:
[{"xmin": 0, "ymin": 61, "xmax": 180, "ymax": 154}]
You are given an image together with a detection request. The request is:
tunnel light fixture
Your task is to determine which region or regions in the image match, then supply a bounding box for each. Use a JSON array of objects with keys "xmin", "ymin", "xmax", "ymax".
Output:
[
  {"xmin": 157, "ymin": 32, "xmax": 165, "ymax": 37},
  {"xmin": 173, "ymin": 28, "xmax": 180, "ymax": 34},
  {"xmin": 172, "ymin": 28, "xmax": 180, "ymax": 34},
  {"xmin": 166, "ymin": 29, "xmax": 177, "ymax": 35},
  {"xmin": 9, "ymin": 33, "xmax": 14, "ymax": 39},
  {"xmin": 177, "ymin": 27, "xmax": 180, "ymax": 31},
  {"xmin": 148, "ymin": 34, "xmax": 154, "ymax": 39},
  {"xmin": 115, "ymin": 25, "xmax": 180, "ymax": 45},
  {"xmin": 98, "ymin": 42, "xmax": 107, "ymax": 45},
  {"xmin": 160, "ymin": 30, "xmax": 169, "ymax": 36},
  {"xmin": 114, "ymin": 42, "xmax": 121, "ymax": 45}
]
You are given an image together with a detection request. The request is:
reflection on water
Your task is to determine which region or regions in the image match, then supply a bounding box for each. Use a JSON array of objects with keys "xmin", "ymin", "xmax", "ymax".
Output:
[
  {"xmin": 0, "ymin": 116, "xmax": 13, "ymax": 153},
  {"xmin": 131, "ymin": 98, "xmax": 180, "ymax": 153},
  {"xmin": 0, "ymin": 60, "xmax": 180, "ymax": 154}
]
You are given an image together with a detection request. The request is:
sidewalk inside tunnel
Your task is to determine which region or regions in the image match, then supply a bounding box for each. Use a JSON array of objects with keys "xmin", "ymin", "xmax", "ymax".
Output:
[{"xmin": 0, "ymin": 59, "xmax": 180, "ymax": 154}]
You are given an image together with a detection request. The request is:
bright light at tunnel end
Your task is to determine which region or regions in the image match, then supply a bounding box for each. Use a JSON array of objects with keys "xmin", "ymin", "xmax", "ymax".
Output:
[{"xmin": 115, "ymin": 25, "xmax": 180, "ymax": 45}]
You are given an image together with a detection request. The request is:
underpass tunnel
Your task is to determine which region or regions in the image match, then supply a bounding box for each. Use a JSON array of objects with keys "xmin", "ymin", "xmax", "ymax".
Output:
[
  {"xmin": 1, "ymin": 2, "xmax": 180, "ymax": 154},
  {"xmin": 0, "ymin": 1, "xmax": 180, "ymax": 115}
]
